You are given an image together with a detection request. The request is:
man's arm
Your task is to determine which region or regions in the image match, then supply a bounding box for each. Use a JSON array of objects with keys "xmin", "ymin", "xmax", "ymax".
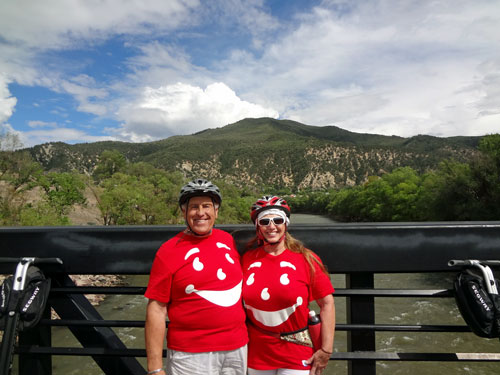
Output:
[{"xmin": 145, "ymin": 299, "xmax": 167, "ymax": 373}]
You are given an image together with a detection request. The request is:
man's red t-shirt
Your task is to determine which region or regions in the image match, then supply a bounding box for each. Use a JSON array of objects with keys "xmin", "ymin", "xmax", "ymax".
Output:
[{"xmin": 145, "ymin": 229, "xmax": 248, "ymax": 352}]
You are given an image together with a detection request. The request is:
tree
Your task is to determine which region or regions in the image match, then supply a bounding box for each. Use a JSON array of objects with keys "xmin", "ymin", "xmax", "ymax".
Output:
[
  {"xmin": 424, "ymin": 160, "xmax": 479, "ymax": 220},
  {"xmin": 38, "ymin": 172, "xmax": 87, "ymax": 217},
  {"xmin": 96, "ymin": 171, "xmax": 180, "ymax": 225},
  {"xmin": 0, "ymin": 146, "xmax": 44, "ymax": 225},
  {"xmin": 93, "ymin": 150, "xmax": 127, "ymax": 182},
  {"xmin": 478, "ymin": 134, "xmax": 500, "ymax": 167},
  {"xmin": 381, "ymin": 167, "xmax": 422, "ymax": 221},
  {"xmin": 327, "ymin": 187, "xmax": 363, "ymax": 221},
  {"xmin": 0, "ymin": 130, "xmax": 23, "ymax": 151},
  {"xmin": 470, "ymin": 134, "xmax": 500, "ymax": 219},
  {"xmin": 211, "ymin": 180, "xmax": 257, "ymax": 224},
  {"xmin": 1, "ymin": 131, "xmax": 87, "ymax": 225},
  {"xmin": 18, "ymin": 202, "xmax": 70, "ymax": 226},
  {"xmin": 1, "ymin": 151, "xmax": 42, "ymax": 190},
  {"xmin": 97, "ymin": 173, "xmax": 142, "ymax": 225},
  {"xmin": 325, "ymin": 168, "xmax": 423, "ymax": 222}
]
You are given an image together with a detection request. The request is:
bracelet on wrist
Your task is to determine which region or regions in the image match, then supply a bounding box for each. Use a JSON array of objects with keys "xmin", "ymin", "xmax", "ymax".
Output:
[
  {"xmin": 147, "ymin": 368, "xmax": 165, "ymax": 374},
  {"xmin": 320, "ymin": 347, "xmax": 333, "ymax": 355}
]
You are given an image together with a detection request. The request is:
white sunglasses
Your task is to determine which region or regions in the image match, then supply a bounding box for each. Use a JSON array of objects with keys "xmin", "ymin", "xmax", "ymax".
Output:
[{"xmin": 258, "ymin": 217, "xmax": 286, "ymax": 226}]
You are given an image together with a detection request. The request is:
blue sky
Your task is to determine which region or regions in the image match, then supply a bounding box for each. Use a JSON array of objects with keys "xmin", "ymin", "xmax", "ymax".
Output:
[{"xmin": 1, "ymin": 0, "xmax": 499, "ymax": 148}]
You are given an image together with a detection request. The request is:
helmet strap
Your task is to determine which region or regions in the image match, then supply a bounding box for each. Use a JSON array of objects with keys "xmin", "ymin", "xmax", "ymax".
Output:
[{"xmin": 185, "ymin": 227, "xmax": 213, "ymax": 237}]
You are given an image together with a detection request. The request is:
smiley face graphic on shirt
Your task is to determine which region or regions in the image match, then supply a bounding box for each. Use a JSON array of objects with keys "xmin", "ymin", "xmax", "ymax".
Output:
[
  {"xmin": 243, "ymin": 259, "xmax": 303, "ymax": 328},
  {"xmin": 183, "ymin": 241, "xmax": 242, "ymax": 307}
]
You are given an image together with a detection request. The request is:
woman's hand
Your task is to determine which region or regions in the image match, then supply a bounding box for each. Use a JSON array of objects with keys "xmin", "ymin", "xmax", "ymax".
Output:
[
  {"xmin": 305, "ymin": 348, "xmax": 331, "ymax": 374},
  {"xmin": 307, "ymin": 293, "xmax": 335, "ymax": 374}
]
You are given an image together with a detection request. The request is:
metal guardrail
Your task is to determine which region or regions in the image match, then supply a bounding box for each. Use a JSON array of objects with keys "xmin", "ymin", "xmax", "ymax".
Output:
[{"xmin": 2, "ymin": 222, "xmax": 500, "ymax": 374}]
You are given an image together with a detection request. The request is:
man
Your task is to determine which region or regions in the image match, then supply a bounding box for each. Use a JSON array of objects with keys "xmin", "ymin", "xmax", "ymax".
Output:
[{"xmin": 145, "ymin": 178, "xmax": 248, "ymax": 375}]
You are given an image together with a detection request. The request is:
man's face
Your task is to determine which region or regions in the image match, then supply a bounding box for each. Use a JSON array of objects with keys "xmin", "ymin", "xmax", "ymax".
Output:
[{"xmin": 183, "ymin": 195, "xmax": 219, "ymax": 235}]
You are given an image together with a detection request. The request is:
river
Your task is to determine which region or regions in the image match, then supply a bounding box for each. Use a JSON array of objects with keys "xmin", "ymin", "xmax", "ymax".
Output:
[{"xmin": 25, "ymin": 215, "xmax": 500, "ymax": 374}]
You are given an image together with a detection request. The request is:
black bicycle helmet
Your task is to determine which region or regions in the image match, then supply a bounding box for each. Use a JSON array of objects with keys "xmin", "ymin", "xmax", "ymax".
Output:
[{"xmin": 178, "ymin": 178, "xmax": 222, "ymax": 206}]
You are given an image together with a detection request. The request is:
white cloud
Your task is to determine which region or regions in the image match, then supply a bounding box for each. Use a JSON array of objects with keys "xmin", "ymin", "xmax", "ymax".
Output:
[
  {"xmin": 203, "ymin": 0, "xmax": 279, "ymax": 47},
  {"xmin": 220, "ymin": 0, "xmax": 500, "ymax": 137},
  {"xmin": 56, "ymin": 76, "xmax": 109, "ymax": 116},
  {"xmin": 1, "ymin": 0, "xmax": 500, "ymax": 146},
  {"xmin": 0, "ymin": 0, "xmax": 202, "ymax": 138},
  {"xmin": 123, "ymin": 42, "xmax": 204, "ymax": 89},
  {"xmin": 0, "ymin": 0, "xmax": 201, "ymax": 50},
  {"xmin": 114, "ymin": 82, "xmax": 278, "ymax": 141},
  {"xmin": 0, "ymin": 75, "xmax": 17, "ymax": 125},
  {"xmin": 28, "ymin": 121, "xmax": 58, "ymax": 128}
]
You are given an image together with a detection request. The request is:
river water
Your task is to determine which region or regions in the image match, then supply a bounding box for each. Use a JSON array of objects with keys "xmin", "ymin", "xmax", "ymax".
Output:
[{"xmin": 25, "ymin": 215, "xmax": 500, "ymax": 374}]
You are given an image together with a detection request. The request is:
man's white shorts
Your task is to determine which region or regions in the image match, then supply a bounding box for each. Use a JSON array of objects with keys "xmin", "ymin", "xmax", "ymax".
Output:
[
  {"xmin": 248, "ymin": 369, "xmax": 310, "ymax": 375},
  {"xmin": 166, "ymin": 345, "xmax": 247, "ymax": 375}
]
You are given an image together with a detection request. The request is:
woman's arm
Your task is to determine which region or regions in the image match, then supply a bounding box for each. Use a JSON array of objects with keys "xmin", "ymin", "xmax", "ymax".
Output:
[
  {"xmin": 307, "ymin": 293, "xmax": 335, "ymax": 375},
  {"xmin": 318, "ymin": 293, "xmax": 335, "ymax": 353}
]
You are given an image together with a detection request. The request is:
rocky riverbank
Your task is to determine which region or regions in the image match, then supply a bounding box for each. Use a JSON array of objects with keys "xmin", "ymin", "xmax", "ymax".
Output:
[{"xmin": 68, "ymin": 274, "xmax": 127, "ymax": 305}]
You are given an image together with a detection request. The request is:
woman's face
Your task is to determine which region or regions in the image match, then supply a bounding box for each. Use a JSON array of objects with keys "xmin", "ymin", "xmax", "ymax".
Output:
[{"xmin": 257, "ymin": 214, "xmax": 287, "ymax": 244}]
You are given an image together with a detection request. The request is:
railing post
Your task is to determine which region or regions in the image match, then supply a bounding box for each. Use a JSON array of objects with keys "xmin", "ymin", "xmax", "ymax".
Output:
[
  {"xmin": 346, "ymin": 272, "xmax": 376, "ymax": 375},
  {"xmin": 50, "ymin": 274, "xmax": 146, "ymax": 375},
  {"xmin": 18, "ymin": 301, "xmax": 52, "ymax": 375}
]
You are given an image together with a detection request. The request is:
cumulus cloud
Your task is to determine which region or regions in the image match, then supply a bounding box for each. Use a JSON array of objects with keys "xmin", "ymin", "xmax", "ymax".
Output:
[
  {"xmin": 59, "ymin": 76, "xmax": 109, "ymax": 116},
  {"xmin": 2, "ymin": 0, "xmax": 500, "ymax": 146},
  {"xmin": 221, "ymin": 0, "xmax": 500, "ymax": 137},
  {"xmin": 0, "ymin": 0, "xmax": 201, "ymax": 140},
  {"xmin": 114, "ymin": 82, "xmax": 279, "ymax": 141},
  {"xmin": 0, "ymin": 75, "xmax": 17, "ymax": 125},
  {"xmin": 0, "ymin": 0, "xmax": 283, "ymax": 144},
  {"xmin": 202, "ymin": 0, "xmax": 279, "ymax": 49},
  {"xmin": 0, "ymin": 0, "xmax": 200, "ymax": 50}
]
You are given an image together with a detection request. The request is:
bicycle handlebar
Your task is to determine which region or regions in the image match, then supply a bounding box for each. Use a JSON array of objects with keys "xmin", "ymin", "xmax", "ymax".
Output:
[
  {"xmin": 448, "ymin": 259, "xmax": 500, "ymax": 267},
  {"xmin": 0, "ymin": 257, "xmax": 63, "ymax": 265}
]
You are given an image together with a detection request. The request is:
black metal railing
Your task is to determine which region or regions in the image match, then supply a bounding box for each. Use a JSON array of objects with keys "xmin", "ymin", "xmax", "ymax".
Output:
[{"xmin": 1, "ymin": 222, "xmax": 500, "ymax": 375}]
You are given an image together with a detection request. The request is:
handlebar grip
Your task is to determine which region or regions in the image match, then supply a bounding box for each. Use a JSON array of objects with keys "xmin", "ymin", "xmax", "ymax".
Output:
[
  {"xmin": 0, "ymin": 257, "xmax": 63, "ymax": 265},
  {"xmin": 0, "ymin": 258, "xmax": 21, "ymax": 263},
  {"xmin": 448, "ymin": 259, "xmax": 500, "ymax": 267},
  {"xmin": 448, "ymin": 259, "xmax": 473, "ymax": 267},
  {"xmin": 33, "ymin": 257, "xmax": 63, "ymax": 265}
]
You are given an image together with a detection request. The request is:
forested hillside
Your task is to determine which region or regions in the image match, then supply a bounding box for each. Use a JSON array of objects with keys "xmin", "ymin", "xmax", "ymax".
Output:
[
  {"xmin": 25, "ymin": 118, "xmax": 479, "ymax": 190},
  {"xmin": 1, "ymin": 126, "xmax": 498, "ymax": 226}
]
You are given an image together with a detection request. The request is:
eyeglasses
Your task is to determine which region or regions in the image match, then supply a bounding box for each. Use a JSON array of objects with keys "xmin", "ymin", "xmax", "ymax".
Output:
[{"xmin": 258, "ymin": 217, "xmax": 285, "ymax": 226}]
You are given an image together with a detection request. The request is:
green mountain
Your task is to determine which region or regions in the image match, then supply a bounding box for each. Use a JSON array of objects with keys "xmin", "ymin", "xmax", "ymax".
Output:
[{"xmin": 26, "ymin": 118, "xmax": 481, "ymax": 189}]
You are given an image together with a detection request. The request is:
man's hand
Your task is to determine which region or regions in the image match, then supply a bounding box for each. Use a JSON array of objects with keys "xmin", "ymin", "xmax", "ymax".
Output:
[{"xmin": 145, "ymin": 299, "xmax": 167, "ymax": 374}]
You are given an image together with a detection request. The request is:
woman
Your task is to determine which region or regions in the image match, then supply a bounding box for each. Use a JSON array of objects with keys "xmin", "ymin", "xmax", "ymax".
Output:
[{"xmin": 242, "ymin": 196, "xmax": 335, "ymax": 375}]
